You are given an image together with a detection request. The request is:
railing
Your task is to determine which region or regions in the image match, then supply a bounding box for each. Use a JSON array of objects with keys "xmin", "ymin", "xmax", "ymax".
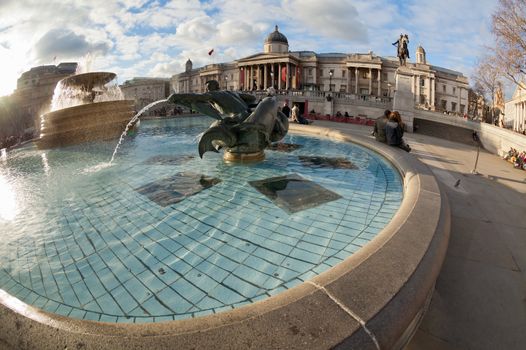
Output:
[{"xmin": 246, "ymin": 89, "xmax": 392, "ymax": 107}]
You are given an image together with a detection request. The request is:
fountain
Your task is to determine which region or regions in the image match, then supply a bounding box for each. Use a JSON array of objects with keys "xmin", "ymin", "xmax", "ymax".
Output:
[
  {"xmin": 131, "ymin": 80, "xmax": 289, "ymax": 163},
  {"xmin": 36, "ymin": 71, "xmax": 135, "ymax": 149},
  {"xmin": 0, "ymin": 78, "xmax": 449, "ymax": 349}
]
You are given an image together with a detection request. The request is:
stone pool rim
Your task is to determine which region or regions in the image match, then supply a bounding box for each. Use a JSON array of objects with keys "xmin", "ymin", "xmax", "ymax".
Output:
[{"xmin": 0, "ymin": 123, "xmax": 450, "ymax": 350}]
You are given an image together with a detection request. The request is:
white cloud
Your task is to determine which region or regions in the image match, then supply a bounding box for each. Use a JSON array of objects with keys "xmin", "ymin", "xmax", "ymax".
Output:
[{"xmin": 0, "ymin": 0, "xmax": 500, "ymax": 96}]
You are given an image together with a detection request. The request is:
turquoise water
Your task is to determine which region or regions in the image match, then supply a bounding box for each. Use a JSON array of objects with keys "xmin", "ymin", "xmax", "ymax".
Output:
[{"xmin": 0, "ymin": 117, "xmax": 403, "ymax": 323}]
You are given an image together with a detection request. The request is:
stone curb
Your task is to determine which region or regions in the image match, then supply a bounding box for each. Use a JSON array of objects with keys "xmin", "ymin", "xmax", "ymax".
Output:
[{"xmin": 0, "ymin": 124, "xmax": 450, "ymax": 350}]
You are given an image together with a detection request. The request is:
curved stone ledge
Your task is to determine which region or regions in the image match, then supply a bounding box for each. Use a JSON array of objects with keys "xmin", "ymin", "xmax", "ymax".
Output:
[{"xmin": 0, "ymin": 124, "xmax": 450, "ymax": 350}]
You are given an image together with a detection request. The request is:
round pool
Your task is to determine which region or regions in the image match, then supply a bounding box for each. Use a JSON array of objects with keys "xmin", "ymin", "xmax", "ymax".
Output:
[{"xmin": 0, "ymin": 117, "xmax": 403, "ymax": 323}]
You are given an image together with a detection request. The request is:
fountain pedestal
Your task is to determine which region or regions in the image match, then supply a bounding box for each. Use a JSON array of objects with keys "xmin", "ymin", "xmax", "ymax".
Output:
[
  {"xmin": 223, "ymin": 150, "xmax": 265, "ymax": 163},
  {"xmin": 36, "ymin": 72, "xmax": 135, "ymax": 149}
]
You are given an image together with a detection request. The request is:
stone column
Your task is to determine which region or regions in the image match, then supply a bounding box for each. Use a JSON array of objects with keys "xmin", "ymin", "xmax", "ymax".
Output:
[
  {"xmin": 347, "ymin": 68, "xmax": 351, "ymax": 93},
  {"xmin": 368, "ymin": 68, "xmax": 372, "ymax": 95},
  {"xmin": 377, "ymin": 68, "xmax": 381, "ymax": 96},
  {"xmin": 458, "ymin": 87, "xmax": 462, "ymax": 111},
  {"xmin": 256, "ymin": 65, "xmax": 259, "ymax": 89},
  {"xmin": 286, "ymin": 62, "xmax": 290, "ymax": 90},
  {"xmin": 415, "ymin": 75, "xmax": 421, "ymax": 104},
  {"xmin": 354, "ymin": 67, "xmax": 358, "ymax": 94},
  {"xmin": 264, "ymin": 64, "xmax": 268, "ymax": 88},
  {"xmin": 278, "ymin": 63, "xmax": 282, "ymax": 90},
  {"xmin": 430, "ymin": 78, "xmax": 435, "ymax": 108}
]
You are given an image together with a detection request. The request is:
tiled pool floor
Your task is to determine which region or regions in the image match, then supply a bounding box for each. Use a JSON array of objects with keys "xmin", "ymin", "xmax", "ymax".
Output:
[{"xmin": 0, "ymin": 118, "xmax": 403, "ymax": 323}]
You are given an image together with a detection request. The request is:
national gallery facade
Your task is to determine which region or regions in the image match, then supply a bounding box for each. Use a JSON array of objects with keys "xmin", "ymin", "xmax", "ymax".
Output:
[{"xmin": 171, "ymin": 26, "xmax": 469, "ymax": 115}]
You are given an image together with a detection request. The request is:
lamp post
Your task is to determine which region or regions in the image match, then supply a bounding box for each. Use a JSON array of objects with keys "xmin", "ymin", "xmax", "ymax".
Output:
[
  {"xmin": 387, "ymin": 82, "xmax": 392, "ymax": 99},
  {"xmin": 224, "ymin": 76, "xmax": 228, "ymax": 90},
  {"xmin": 270, "ymin": 71, "xmax": 274, "ymax": 88},
  {"xmin": 329, "ymin": 69, "xmax": 334, "ymax": 91}
]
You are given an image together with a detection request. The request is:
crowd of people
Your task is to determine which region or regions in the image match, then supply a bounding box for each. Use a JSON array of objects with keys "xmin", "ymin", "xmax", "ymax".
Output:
[{"xmin": 373, "ymin": 109, "xmax": 411, "ymax": 152}]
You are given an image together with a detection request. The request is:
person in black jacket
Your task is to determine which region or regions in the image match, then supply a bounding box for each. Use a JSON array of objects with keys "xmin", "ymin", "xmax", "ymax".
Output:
[
  {"xmin": 373, "ymin": 109, "xmax": 390, "ymax": 143},
  {"xmin": 282, "ymin": 102, "xmax": 291, "ymax": 118}
]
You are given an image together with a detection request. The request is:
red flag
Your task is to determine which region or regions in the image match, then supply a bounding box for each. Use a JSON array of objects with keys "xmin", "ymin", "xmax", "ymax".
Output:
[
  {"xmin": 208, "ymin": 49, "xmax": 214, "ymax": 56},
  {"xmin": 281, "ymin": 66, "xmax": 287, "ymax": 82}
]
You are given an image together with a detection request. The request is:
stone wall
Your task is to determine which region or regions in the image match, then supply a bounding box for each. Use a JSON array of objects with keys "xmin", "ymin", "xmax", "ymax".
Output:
[{"xmin": 414, "ymin": 109, "xmax": 526, "ymax": 156}]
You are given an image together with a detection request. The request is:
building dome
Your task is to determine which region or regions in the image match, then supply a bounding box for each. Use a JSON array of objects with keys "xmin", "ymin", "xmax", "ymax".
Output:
[
  {"xmin": 265, "ymin": 25, "xmax": 288, "ymax": 44},
  {"xmin": 416, "ymin": 45, "xmax": 426, "ymax": 54}
]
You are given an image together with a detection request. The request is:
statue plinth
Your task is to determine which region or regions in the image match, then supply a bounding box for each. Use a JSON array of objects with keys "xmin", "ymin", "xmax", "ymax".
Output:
[
  {"xmin": 393, "ymin": 67, "xmax": 415, "ymax": 132},
  {"xmin": 223, "ymin": 150, "xmax": 265, "ymax": 163}
]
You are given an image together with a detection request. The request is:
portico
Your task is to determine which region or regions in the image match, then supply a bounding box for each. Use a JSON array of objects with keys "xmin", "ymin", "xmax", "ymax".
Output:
[{"xmin": 238, "ymin": 57, "xmax": 301, "ymax": 90}]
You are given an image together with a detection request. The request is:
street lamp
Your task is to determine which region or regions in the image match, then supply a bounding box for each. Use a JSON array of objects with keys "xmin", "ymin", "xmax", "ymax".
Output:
[
  {"xmin": 329, "ymin": 69, "xmax": 334, "ymax": 91},
  {"xmin": 224, "ymin": 76, "xmax": 228, "ymax": 90},
  {"xmin": 387, "ymin": 82, "xmax": 392, "ymax": 98},
  {"xmin": 270, "ymin": 71, "xmax": 274, "ymax": 88}
]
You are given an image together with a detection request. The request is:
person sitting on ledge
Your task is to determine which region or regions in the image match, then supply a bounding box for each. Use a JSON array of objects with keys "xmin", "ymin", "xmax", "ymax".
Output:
[
  {"xmin": 344, "ymin": 111, "xmax": 350, "ymax": 118},
  {"xmin": 373, "ymin": 109, "xmax": 390, "ymax": 143},
  {"xmin": 385, "ymin": 111, "xmax": 411, "ymax": 152}
]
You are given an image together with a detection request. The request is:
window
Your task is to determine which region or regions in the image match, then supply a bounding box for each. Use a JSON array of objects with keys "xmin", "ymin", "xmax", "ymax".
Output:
[
  {"xmin": 360, "ymin": 88, "xmax": 369, "ymax": 95},
  {"xmin": 383, "ymin": 73, "xmax": 388, "ymax": 80},
  {"xmin": 441, "ymin": 100, "xmax": 447, "ymax": 110},
  {"xmin": 362, "ymin": 71, "xmax": 370, "ymax": 79},
  {"xmin": 319, "ymin": 70, "xmax": 323, "ymax": 77},
  {"xmin": 421, "ymin": 78, "xmax": 425, "ymax": 87},
  {"xmin": 460, "ymin": 104, "xmax": 465, "ymax": 113},
  {"xmin": 443, "ymin": 84, "xmax": 446, "ymax": 92},
  {"xmin": 308, "ymin": 68, "xmax": 313, "ymax": 76},
  {"xmin": 342, "ymin": 70, "xmax": 346, "ymax": 78},
  {"xmin": 340, "ymin": 85, "xmax": 347, "ymax": 92},
  {"xmin": 453, "ymin": 87, "xmax": 456, "ymax": 94},
  {"xmin": 451, "ymin": 102, "xmax": 457, "ymax": 111},
  {"xmin": 420, "ymin": 95, "xmax": 427, "ymax": 104}
]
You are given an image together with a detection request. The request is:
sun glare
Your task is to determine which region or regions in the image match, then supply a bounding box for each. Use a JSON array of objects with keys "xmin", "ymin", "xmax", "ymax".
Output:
[{"xmin": 0, "ymin": 46, "xmax": 26, "ymax": 97}]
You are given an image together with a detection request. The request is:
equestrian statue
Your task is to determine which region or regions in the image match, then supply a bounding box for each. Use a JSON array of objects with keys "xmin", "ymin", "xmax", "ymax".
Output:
[{"xmin": 392, "ymin": 34, "xmax": 410, "ymax": 66}]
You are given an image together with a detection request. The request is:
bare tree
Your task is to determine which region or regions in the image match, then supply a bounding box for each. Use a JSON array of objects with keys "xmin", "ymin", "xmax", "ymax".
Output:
[
  {"xmin": 492, "ymin": 0, "xmax": 526, "ymax": 87},
  {"xmin": 472, "ymin": 56, "xmax": 501, "ymax": 123}
]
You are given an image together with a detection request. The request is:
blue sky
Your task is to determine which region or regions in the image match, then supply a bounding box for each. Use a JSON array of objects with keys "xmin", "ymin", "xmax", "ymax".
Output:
[{"xmin": 0, "ymin": 0, "xmax": 498, "ymax": 97}]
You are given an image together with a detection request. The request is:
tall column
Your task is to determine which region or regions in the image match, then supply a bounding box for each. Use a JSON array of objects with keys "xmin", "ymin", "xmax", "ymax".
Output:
[
  {"xmin": 458, "ymin": 86, "xmax": 462, "ymax": 110},
  {"xmin": 368, "ymin": 68, "xmax": 372, "ymax": 95},
  {"xmin": 278, "ymin": 63, "xmax": 282, "ymax": 90},
  {"xmin": 264, "ymin": 64, "xmax": 268, "ymax": 88},
  {"xmin": 377, "ymin": 68, "xmax": 381, "ymax": 96},
  {"xmin": 415, "ymin": 75, "xmax": 420, "ymax": 104},
  {"xmin": 354, "ymin": 67, "xmax": 358, "ymax": 94},
  {"xmin": 431, "ymin": 78, "xmax": 435, "ymax": 108},
  {"xmin": 255, "ymin": 65, "xmax": 259, "ymax": 89},
  {"xmin": 347, "ymin": 68, "xmax": 351, "ymax": 93},
  {"xmin": 286, "ymin": 62, "xmax": 290, "ymax": 90}
]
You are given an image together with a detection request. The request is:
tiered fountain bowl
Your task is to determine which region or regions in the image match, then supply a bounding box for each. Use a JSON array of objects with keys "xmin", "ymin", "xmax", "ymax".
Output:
[{"xmin": 36, "ymin": 72, "xmax": 135, "ymax": 149}]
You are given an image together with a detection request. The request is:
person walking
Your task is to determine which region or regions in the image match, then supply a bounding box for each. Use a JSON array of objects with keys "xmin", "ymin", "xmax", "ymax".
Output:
[
  {"xmin": 282, "ymin": 102, "xmax": 291, "ymax": 119},
  {"xmin": 290, "ymin": 103, "xmax": 300, "ymax": 123}
]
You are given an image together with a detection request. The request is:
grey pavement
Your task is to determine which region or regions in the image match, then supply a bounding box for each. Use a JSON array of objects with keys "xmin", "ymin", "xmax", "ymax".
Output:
[{"xmin": 308, "ymin": 120, "xmax": 526, "ymax": 350}]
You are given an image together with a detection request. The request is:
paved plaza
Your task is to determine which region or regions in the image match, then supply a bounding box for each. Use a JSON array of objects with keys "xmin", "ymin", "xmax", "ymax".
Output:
[{"xmin": 311, "ymin": 120, "xmax": 526, "ymax": 350}]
